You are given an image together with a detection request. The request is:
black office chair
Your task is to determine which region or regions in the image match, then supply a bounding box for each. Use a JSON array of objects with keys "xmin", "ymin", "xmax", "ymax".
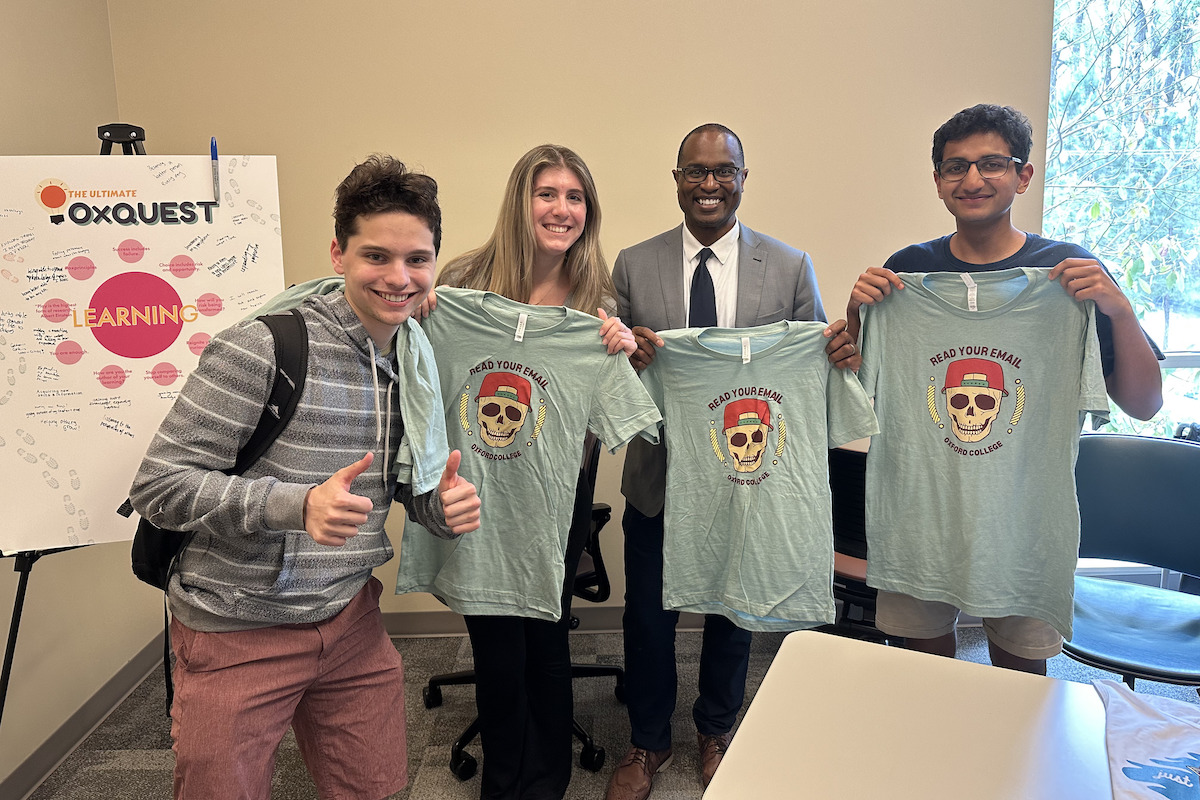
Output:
[
  {"xmin": 1064, "ymin": 433, "xmax": 1200, "ymax": 693},
  {"xmin": 820, "ymin": 446, "xmax": 893, "ymax": 644},
  {"xmin": 422, "ymin": 439, "xmax": 623, "ymax": 780}
]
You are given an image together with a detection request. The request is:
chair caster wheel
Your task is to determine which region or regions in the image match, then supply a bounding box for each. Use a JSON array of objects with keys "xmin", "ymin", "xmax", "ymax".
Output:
[
  {"xmin": 614, "ymin": 682, "xmax": 626, "ymax": 704},
  {"xmin": 580, "ymin": 743, "xmax": 606, "ymax": 772},
  {"xmin": 450, "ymin": 750, "xmax": 477, "ymax": 781},
  {"xmin": 423, "ymin": 685, "xmax": 443, "ymax": 709}
]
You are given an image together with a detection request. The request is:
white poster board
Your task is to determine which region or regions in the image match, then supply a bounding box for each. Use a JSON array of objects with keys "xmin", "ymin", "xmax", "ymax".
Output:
[{"xmin": 0, "ymin": 155, "xmax": 285, "ymax": 554}]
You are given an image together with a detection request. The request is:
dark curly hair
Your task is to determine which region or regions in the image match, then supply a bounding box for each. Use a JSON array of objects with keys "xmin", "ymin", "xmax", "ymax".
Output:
[
  {"xmin": 333, "ymin": 154, "xmax": 442, "ymax": 253},
  {"xmin": 932, "ymin": 105, "xmax": 1033, "ymax": 166}
]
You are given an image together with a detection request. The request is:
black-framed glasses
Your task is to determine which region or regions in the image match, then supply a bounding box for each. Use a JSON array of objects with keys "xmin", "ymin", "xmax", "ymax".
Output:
[
  {"xmin": 676, "ymin": 165, "xmax": 744, "ymax": 183},
  {"xmin": 935, "ymin": 156, "xmax": 1023, "ymax": 181}
]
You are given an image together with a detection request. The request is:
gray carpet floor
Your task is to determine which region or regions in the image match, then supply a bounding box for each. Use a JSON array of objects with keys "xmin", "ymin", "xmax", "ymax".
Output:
[{"xmin": 27, "ymin": 626, "xmax": 1200, "ymax": 800}]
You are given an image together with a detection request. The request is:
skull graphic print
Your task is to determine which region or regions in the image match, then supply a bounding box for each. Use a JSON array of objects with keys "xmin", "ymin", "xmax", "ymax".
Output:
[
  {"xmin": 941, "ymin": 358, "xmax": 1007, "ymax": 443},
  {"xmin": 475, "ymin": 371, "xmax": 532, "ymax": 447},
  {"xmin": 723, "ymin": 398, "xmax": 774, "ymax": 473}
]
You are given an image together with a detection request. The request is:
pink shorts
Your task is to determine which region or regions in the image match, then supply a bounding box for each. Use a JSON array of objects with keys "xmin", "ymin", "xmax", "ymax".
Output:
[{"xmin": 169, "ymin": 577, "xmax": 407, "ymax": 800}]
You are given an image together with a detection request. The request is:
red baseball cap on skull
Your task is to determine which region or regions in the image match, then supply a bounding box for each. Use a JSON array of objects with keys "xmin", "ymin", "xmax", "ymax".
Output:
[
  {"xmin": 942, "ymin": 358, "xmax": 1008, "ymax": 396},
  {"xmin": 475, "ymin": 371, "xmax": 532, "ymax": 405},
  {"xmin": 723, "ymin": 398, "xmax": 773, "ymax": 431}
]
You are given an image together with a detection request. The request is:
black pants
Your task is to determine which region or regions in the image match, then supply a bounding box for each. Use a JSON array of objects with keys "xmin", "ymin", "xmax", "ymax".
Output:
[
  {"xmin": 464, "ymin": 612, "xmax": 572, "ymax": 800},
  {"xmin": 620, "ymin": 502, "xmax": 752, "ymax": 752},
  {"xmin": 462, "ymin": 468, "xmax": 591, "ymax": 800}
]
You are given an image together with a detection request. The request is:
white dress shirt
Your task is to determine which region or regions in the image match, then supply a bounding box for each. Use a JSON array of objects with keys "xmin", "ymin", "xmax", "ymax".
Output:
[{"xmin": 682, "ymin": 222, "xmax": 740, "ymax": 328}]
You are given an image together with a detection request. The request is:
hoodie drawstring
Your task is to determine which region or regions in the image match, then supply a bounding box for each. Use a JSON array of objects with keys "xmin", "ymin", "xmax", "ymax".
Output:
[{"xmin": 366, "ymin": 338, "xmax": 395, "ymax": 492}]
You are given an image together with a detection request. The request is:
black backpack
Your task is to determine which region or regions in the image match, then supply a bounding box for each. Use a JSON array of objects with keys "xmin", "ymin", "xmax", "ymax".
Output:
[{"xmin": 117, "ymin": 309, "xmax": 308, "ymax": 710}]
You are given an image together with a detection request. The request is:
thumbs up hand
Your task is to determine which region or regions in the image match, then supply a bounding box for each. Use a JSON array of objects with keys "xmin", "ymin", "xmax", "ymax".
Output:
[
  {"xmin": 438, "ymin": 449, "xmax": 481, "ymax": 535},
  {"xmin": 304, "ymin": 452, "xmax": 376, "ymax": 546}
]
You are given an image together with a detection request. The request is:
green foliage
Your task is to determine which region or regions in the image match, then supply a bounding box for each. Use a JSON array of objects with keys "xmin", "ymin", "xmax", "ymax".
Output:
[
  {"xmin": 1044, "ymin": 0, "xmax": 1200, "ymax": 351},
  {"xmin": 1103, "ymin": 367, "xmax": 1200, "ymax": 435}
]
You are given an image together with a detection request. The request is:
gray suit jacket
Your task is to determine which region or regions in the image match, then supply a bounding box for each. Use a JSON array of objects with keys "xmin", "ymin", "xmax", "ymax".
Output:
[{"xmin": 613, "ymin": 223, "xmax": 827, "ymax": 515}]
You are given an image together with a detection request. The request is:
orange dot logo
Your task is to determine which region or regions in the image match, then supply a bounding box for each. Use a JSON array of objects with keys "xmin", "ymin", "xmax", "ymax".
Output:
[{"xmin": 35, "ymin": 178, "xmax": 70, "ymax": 224}]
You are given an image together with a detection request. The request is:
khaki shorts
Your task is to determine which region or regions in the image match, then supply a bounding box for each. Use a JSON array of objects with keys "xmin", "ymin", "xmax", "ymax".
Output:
[{"xmin": 875, "ymin": 590, "xmax": 1063, "ymax": 661}]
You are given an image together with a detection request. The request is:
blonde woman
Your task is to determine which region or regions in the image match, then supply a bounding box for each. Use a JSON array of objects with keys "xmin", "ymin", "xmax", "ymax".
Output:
[{"xmin": 428, "ymin": 144, "xmax": 635, "ymax": 800}]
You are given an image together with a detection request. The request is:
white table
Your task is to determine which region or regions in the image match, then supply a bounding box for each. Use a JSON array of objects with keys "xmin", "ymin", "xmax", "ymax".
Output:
[{"xmin": 705, "ymin": 630, "xmax": 1111, "ymax": 799}]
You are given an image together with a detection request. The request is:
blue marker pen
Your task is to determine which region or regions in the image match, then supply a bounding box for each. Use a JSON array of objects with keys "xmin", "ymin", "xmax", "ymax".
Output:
[{"xmin": 211, "ymin": 137, "xmax": 220, "ymax": 203}]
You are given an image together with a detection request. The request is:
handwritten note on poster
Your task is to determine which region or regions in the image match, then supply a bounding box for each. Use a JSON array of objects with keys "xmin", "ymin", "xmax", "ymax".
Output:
[{"xmin": 0, "ymin": 155, "xmax": 284, "ymax": 553}]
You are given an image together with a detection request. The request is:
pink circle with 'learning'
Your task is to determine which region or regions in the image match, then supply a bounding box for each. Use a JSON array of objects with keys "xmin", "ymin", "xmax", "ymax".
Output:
[
  {"xmin": 196, "ymin": 293, "xmax": 223, "ymax": 317},
  {"xmin": 55, "ymin": 341, "xmax": 84, "ymax": 364},
  {"xmin": 117, "ymin": 239, "xmax": 146, "ymax": 263},
  {"xmin": 88, "ymin": 272, "xmax": 186, "ymax": 358},
  {"xmin": 150, "ymin": 362, "xmax": 181, "ymax": 386},
  {"xmin": 67, "ymin": 257, "xmax": 96, "ymax": 280},
  {"xmin": 97, "ymin": 365, "xmax": 127, "ymax": 389},
  {"xmin": 42, "ymin": 298, "xmax": 71, "ymax": 323},
  {"xmin": 169, "ymin": 255, "xmax": 196, "ymax": 278}
]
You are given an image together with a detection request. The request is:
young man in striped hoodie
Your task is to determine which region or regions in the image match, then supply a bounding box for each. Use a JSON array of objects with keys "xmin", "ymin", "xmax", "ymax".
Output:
[{"xmin": 131, "ymin": 154, "xmax": 480, "ymax": 800}]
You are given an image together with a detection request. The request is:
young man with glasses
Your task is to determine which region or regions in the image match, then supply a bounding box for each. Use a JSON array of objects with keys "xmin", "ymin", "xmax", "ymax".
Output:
[
  {"xmin": 844, "ymin": 104, "xmax": 1162, "ymax": 675},
  {"xmin": 605, "ymin": 123, "xmax": 856, "ymax": 800}
]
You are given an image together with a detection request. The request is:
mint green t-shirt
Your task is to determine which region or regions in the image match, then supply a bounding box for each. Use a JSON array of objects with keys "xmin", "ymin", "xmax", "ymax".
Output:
[
  {"xmin": 641, "ymin": 321, "xmax": 878, "ymax": 631},
  {"xmin": 396, "ymin": 288, "xmax": 662, "ymax": 620},
  {"xmin": 858, "ymin": 268, "xmax": 1110, "ymax": 638}
]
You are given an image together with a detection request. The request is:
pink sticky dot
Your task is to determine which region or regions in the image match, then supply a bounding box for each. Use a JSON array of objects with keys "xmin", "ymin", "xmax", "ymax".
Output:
[
  {"xmin": 196, "ymin": 293, "xmax": 223, "ymax": 317},
  {"xmin": 169, "ymin": 255, "xmax": 196, "ymax": 278},
  {"xmin": 150, "ymin": 362, "xmax": 181, "ymax": 386},
  {"xmin": 66, "ymin": 257, "xmax": 96, "ymax": 280},
  {"xmin": 42, "ymin": 298, "xmax": 71, "ymax": 323},
  {"xmin": 55, "ymin": 341, "xmax": 84, "ymax": 364},
  {"xmin": 187, "ymin": 332, "xmax": 211, "ymax": 355},
  {"xmin": 97, "ymin": 365, "xmax": 127, "ymax": 389},
  {"xmin": 116, "ymin": 239, "xmax": 146, "ymax": 263}
]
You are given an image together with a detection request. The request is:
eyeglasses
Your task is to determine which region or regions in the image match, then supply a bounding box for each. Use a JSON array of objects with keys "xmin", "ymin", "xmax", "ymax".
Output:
[
  {"xmin": 935, "ymin": 156, "xmax": 1023, "ymax": 181},
  {"xmin": 676, "ymin": 165, "xmax": 744, "ymax": 183}
]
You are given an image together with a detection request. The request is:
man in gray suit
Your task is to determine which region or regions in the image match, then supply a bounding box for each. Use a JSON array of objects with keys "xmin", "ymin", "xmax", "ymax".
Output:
[{"xmin": 605, "ymin": 123, "xmax": 855, "ymax": 800}]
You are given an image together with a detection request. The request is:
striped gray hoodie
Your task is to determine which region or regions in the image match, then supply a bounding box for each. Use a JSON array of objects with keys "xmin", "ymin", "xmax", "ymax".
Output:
[{"xmin": 130, "ymin": 291, "xmax": 451, "ymax": 632}]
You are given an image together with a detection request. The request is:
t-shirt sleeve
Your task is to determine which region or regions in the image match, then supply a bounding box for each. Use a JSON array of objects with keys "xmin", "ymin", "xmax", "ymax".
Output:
[
  {"xmin": 589, "ymin": 353, "xmax": 662, "ymax": 452},
  {"xmin": 856, "ymin": 302, "xmax": 880, "ymax": 400},
  {"xmin": 1080, "ymin": 300, "xmax": 1111, "ymax": 429},
  {"xmin": 827, "ymin": 365, "xmax": 880, "ymax": 448}
]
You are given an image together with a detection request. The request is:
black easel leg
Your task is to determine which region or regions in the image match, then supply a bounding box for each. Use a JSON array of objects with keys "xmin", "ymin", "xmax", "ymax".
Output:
[{"xmin": 0, "ymin": 552, "xmax": 38, "ymax": 730}]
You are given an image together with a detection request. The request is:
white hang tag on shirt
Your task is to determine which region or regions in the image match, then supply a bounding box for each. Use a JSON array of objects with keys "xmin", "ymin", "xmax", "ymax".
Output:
[
  {"xmin": 515, "ymin": 313, "xmax": 528, "ymax": 342},
  {"xmin": 742, "ymin": 337, "xmax": 752, "ymax": 364},
  {"xmin": 960, "ymin": 273, "xmax": 979, "ymax": 312}
]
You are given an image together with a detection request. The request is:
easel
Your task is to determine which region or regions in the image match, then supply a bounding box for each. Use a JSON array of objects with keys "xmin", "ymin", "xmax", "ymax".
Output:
[
  {"xmin": 97, "ymin": 122, "xmax": 146, "ymax": 155},
  {"xmin": 0, "ymin": 124, "xmax": 147, "ymax": 732},
  {"xmin": 0, "ymin": 548, "xmax": 85, "ymax": 728}
]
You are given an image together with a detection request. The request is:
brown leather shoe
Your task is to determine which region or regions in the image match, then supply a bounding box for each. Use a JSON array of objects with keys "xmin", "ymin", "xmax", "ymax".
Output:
[
  {"xmin": 697, "ymin": 730, "xmax": 733, "ymax": 788},
  {"xmin": 604, "ymin": 745, "xmax": 673, "ymax": 800}
]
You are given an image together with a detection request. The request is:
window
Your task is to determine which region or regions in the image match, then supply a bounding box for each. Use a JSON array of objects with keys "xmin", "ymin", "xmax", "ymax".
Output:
[{"xmin": 1044, "ymin": 0, "xmax": 1200, "ymax": 437}]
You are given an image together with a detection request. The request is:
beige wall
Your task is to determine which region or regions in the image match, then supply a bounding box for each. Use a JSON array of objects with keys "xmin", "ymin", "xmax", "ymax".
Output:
[
  {"xmin": 3, "ymin": 0, "xmax": 1055, "ymax": 789},
  {"xmin": 103, "ymin": 0, "xmax": 1054, "ymax": 617},
  {"xmin": 0, "ymin": 0, "xmax": 161, "ymax": 791}
]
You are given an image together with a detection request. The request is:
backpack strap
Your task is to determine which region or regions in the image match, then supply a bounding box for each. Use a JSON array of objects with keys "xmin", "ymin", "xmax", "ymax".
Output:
[
  {"xmin": 232, "ymin": 308, "xmax": 308, "ymax": 473},
  {"xmin": 123, "ymin": 307, "xmax": 309, "ymax": 715},
  {"xmin": 120, "ymin": 306, "xmax": 310, "ymax": 519}
]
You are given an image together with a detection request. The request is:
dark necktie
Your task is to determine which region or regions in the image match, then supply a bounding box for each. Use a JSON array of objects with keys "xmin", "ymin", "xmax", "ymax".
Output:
[{"xmin": 689, "ymin": 247, "xmax": 717, "ymax": 327}]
